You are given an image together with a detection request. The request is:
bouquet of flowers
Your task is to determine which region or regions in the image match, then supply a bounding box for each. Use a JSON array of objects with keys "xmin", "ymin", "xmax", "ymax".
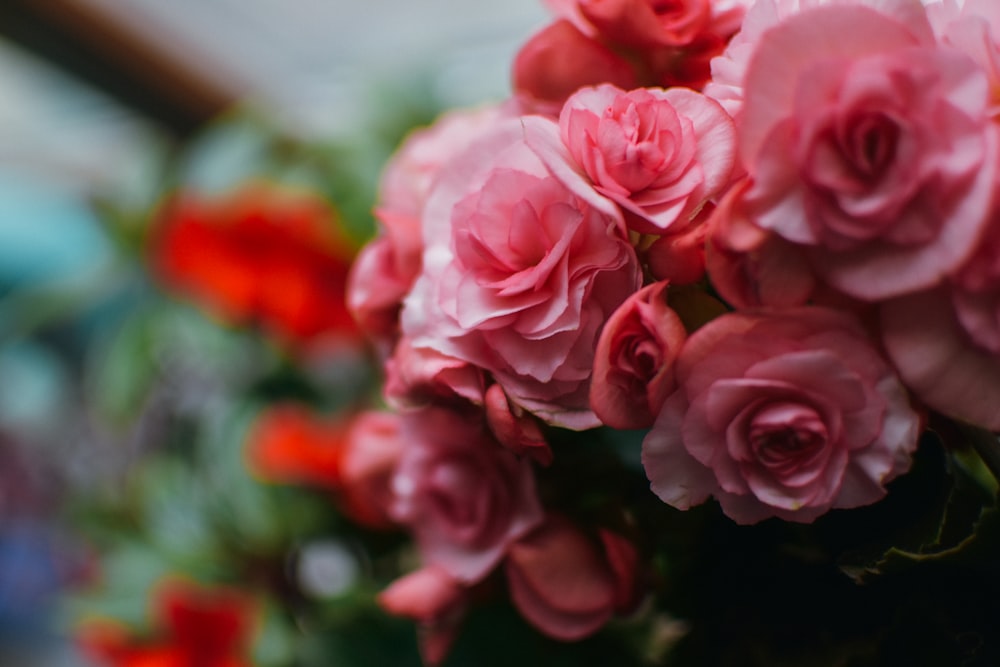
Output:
[
  {"xmin": 72, "ymin": 0, "xmax": 1000, "ymax": 665},
  {"xmin": 345, "ymin": 0, "xmax": 1000, "ymax": 661}
]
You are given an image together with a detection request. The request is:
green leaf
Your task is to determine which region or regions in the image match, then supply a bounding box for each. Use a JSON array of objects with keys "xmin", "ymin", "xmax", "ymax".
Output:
[{"xmin": 837, "ymin": 435, "xmax": 998, "ymax": 583}]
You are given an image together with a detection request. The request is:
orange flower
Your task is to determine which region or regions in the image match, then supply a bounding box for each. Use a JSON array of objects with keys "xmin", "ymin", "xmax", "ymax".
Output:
[
  {"xmin": 150, "ymin": 183, "xmax": 359, "ymax": 347},
  {"xmin": 78, "ymin": 580, "xmax": 256, "ymax": 667}
]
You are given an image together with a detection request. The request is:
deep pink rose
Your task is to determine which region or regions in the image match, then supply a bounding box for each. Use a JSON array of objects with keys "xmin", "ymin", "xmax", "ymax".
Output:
[
  {"xmin": 558, "ymin": 84, "xmax": 736, "ymax": 234},
  {"xmin": 704, "ymin": 178, "xmax": 816, "ymax": 309},
  {"xmin": 591, "ymin": 280, "xmax": 687, "ymax": 429},
  {"xmin": 504, "ymin": 514, "xmax": 638, "ymax": 641},
  {"xmin": 643, "ymin": 308, "xmax": 920, "ymax": 524},
  {"xmin": 339, "ymin": 410, "xmax": 407, "ymax": 529},
  {"xmin": 645, "ymin": 208, "xmax": 709, "ymax": 285},
  {"xmin": 512, "ymin": 20, "xmax": 638, "ymax": 116},
  {"xmin": 574, "ymin": 0, "xmax": 712, "ymax": 47},
  {"xmin": 735, "ymin": 4, "xmax": 997, "ymax": 300},
  {"xmin": 403, "ymin": 117, "xmax": 641, "ymax": 430},
  {"xmin": 378, "ymin": 566, "xmax": 466, "ymax": 667},
  {"xmin": 384, "ymin": 336, "xmax": 485, "ymax": 410},
  {"xmin": 348, "ymin": 106, "xmax": 504, "ymax": 350},
  {"xmin": 390, "ymin": 407, "xmax": 544, "ymax": 583}
]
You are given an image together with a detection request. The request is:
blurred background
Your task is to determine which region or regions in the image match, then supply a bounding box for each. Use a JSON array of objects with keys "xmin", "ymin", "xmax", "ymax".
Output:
[{"xmin": 0, "ymin": 1, "xmax": 546, "ymax": 665}]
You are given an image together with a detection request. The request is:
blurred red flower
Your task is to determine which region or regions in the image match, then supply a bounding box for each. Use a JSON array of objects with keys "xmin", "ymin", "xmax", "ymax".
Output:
[
  {"xmin": 150, "ymin": 183, "xmax": 359, "ymax": 347},
  {"xmin": 246, "ymin": 405, "xmax": 403, "ymax": 530},
  {"xmin": 78, "ymin": 579, "xmax": 256, "ymax": 667}
]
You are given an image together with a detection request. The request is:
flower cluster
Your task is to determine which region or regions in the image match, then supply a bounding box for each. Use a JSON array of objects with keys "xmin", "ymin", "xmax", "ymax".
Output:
[{"xmin": 340, "ymin": 0, "xmax": 1000, "ymax": 655}]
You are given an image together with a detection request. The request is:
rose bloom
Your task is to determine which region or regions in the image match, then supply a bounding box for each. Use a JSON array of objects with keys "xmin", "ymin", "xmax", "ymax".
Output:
[
  {"xmin": 559, "ymin": 84, "xmax": 736, "ymax": 234},
  {"xmin": 403, "ymin": 116, "xmax": 641, "ymax": 430},
  {"xmin": 151, "ymin": 183, "xmax": 358, "ymax": 347},
  {"xmin": 78, "ymin": 579, "xmax": 255, "ymax": 667},
  {"xmin": 349, "ymin": 106, "xmax": 504, "ymax": 351},
  {"xmin": 384, "ymin": 336, "xmax": 485, "ymax": 410},
  {"xmin": 544, "ymin": 0, "xmax": 750, "ymax": 90},
  {"xmin": 572, "ymin": 0, "xmax": 713, "ymax": 48},
  {"xmin": 504, "ymin": 514, "xmax": 639, "ymax": 641},
  {"xmin": 732, "ymin": 3, "xmax": 997, "ymax": 301},
  {"xmin": 704, "ymin": 178, "xmax": 818, "ymax": 309},
  {"xmin": 390, "ymin": 407, "xmax": 544, "ymax": 583},
  {"xmin": 927, "ymin": 0, "xmax": 1000, "ymax": 115},
  {"xmin": 881, "ymin": 217, "xmax": 1000, "ymax": 431},
  {"xmin": 643, "ymin": 308, "xmax": 920, "ymax": 524},
  {"xmin": 378, "ymin": 565, "xmax": 467, "ymax": 667},
  {"xmin": 512, "ymin": 19, "xmax": 638, "ymax": 116},
  {"xmin": 591, "ymin": 280, "xmax": 687, "ymax": 429},
  {"xmin": 705, "ymin": 0, "xmax": 936, "ymax": 117}
]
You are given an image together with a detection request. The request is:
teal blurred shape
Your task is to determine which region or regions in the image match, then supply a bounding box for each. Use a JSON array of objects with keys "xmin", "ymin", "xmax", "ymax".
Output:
[{"xmin": 0, "ymin": 171, "xmax": 111, "ymax": 285}]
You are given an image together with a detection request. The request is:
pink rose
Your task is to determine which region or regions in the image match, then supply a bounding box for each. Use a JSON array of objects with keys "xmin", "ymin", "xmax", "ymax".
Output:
[
  {"xmin": 591, "ymin": 281, "xmax": 687, "ymax": 429},
  {"xmin": 704, "ymin": 179, "xmax": 816, "ymax": 308},
  {"xmin": 575, "ymin": 0, "xmax": 712, "ymax": 48},
  {"xmin": 643, "ymin": 308, "xmax": 921, "ymax": 524},
  {"xmin": 704, "ymin": 0, "xmax": 935, "ymax": 118},
  {"xmin": 644, "ymin": 208, "xmax": 709, "ymax": 285},
  {"xmin": 558, "ymin": 84, "xmax": 736, "ymax": 234},
  {"xmin": 347, "ymin": 236, "xmax": 416, "ymax": 354},
  {"xmin": 403, "ymin": 117, "xmax": 641, "ymax": 430},
  {"xmin": 512, "ymin": 20, "xmax": 638, "ymax": 116},
  {"xmin": 484, "ymin": 384, "xmax": 553, "ymax": 467},
  {"xmin": 384, "ymin": 336, "xmax": 485, "ymax": 410},
  {"xmin": 735, "ymin": 4, "xmax": 998, "ymax": 300},
  {"xmin": 881, "ymin": 222, "xmax": 1000, "ymax": 429},
  {"xmin": 339, "ymin": 410, "xmax": 407, "ymax": 529},
  {"xmin": 928, "ymin": 0, "xmax": 1000, "ymax": 115},
  {"xmin": 348, "ymin": 106, "xmax": 504, "ymax": 350},
  {"xmin": 504, "ymin": 514, "xmax": 639, "ymax": 641},
  {"xmin": 378, "ymin": 566, "xmax": 466, "ymax": 666},
  {"xmin": 390, "ymin": 407, "xmax": 544, "ymax": 583}
]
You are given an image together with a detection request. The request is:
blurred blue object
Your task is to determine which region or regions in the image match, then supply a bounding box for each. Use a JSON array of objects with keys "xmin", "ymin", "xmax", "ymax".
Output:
[{"xmin": 0, "ymin": 171, "xmax": 111, "ymax": 287}]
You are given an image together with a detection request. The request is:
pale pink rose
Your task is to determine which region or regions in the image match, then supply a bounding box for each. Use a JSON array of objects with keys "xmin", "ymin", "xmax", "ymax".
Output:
[
  {"xmin": 512, "ymin": 20, "xmax": 638, "ymax": 117},
  {"xmin": 505, "ymin": 514, "xmax": 638, "ymax": 641},
  {"xmin": 558, "ymin": 84, "xmax": 735, "ymax": 234},
  {"xmin": 384, "ymin": 336, "xmax": 485, "ymax": 410},
  {"xmin": 881, "ymin": 289, "xmax": 1000, "ymax": 431},
  {"xmin": 484, "ymin": 384, "xmax": 553, "ymax": 467},
  {"xmin": 378, "ymin": 566, "xmax": 466, "ymax": 667},
  {"xmin": 928, "ymin": 0, "xmax": 1000, "ymax": 116},
  {"xmin": 348, "ymin": 106, "xmax": 505, "ymax": 350},
  {"xmin": 705, "ymin": 0, "xmax": 936, "ymax": 118},
  {"xmin": 643, "ymin": 308, "xmax": 921, "ymax": 524},
  {"xmin": 377, "ymin": 106, "xmax": 508, "ymax": 232},
  {"xmin": 736, "ymin": 5, "xmax": 998, "ymax": 300},
  {"xmin": 403, "ymin": 117, "xmax": 642, "ymax": 430},
  {"xmin": 390, "ymin": 407, "xmax": 544, "ymax": 583},
  {"xmin": 591, "ymin": 281, "xmax": 687, "ymax": 429}
]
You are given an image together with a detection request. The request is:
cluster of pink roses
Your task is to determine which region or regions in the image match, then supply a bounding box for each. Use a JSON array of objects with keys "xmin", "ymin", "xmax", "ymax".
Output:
[{"xmin": 343, "ymin": 0, "xmax": 1000, "ymax": 658}]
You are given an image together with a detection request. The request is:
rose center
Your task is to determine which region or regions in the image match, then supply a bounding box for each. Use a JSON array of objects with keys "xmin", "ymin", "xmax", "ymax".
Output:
[
  {"xmin": 649, "ymin": 0, "xmax": 684, "ymax": 18},
  {"xmin": 748, "ymin": 402, "xmax": 827, "ymax": 466},
  {"xmin": 843, "ymin": 112, "xmax": 898, "ymax": 178}
]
